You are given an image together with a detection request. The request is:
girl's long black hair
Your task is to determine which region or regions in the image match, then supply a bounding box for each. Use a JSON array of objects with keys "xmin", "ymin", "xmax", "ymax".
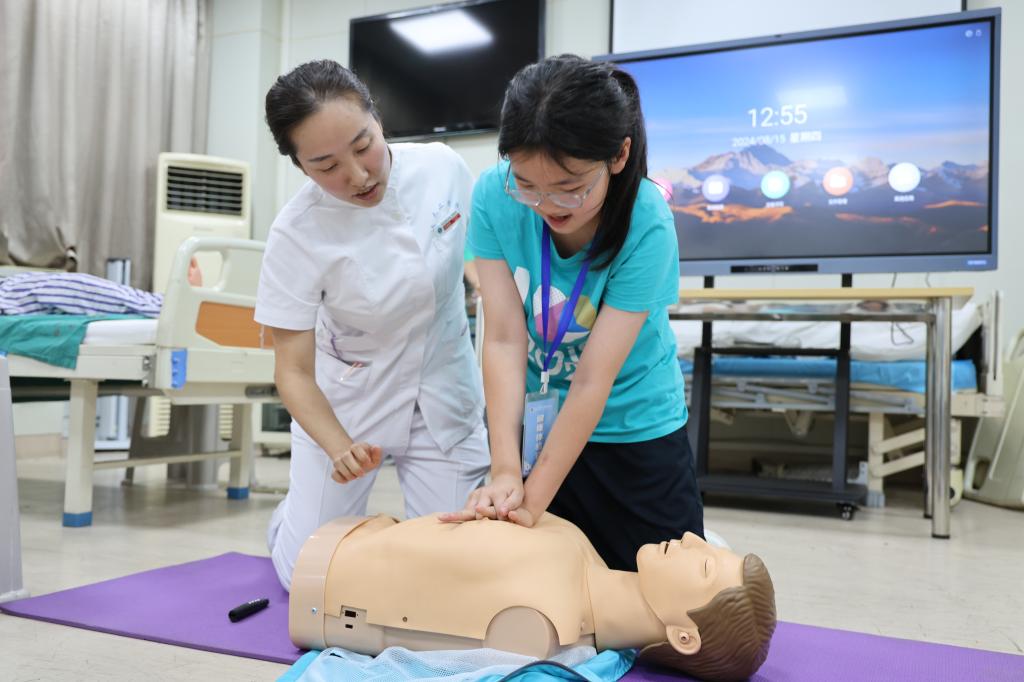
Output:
[{"xmin": 497, "ymin": 54, "xmax": 648, "ymax": 269}]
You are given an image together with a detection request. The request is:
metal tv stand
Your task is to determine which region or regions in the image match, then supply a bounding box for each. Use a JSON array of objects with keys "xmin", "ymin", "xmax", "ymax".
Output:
[{"xmin": 670, "ymin": 276, "xmax": 972, "ymax": 538}]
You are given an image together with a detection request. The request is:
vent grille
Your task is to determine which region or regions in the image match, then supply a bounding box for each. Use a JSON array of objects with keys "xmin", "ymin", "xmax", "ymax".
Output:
[
  {"xmin": 166, "ymin": 165, "xmax": 244, "ymax": 216},
  {"xmin": 143, "ymin": 396, "xmax": 171, "ymax": 438}
]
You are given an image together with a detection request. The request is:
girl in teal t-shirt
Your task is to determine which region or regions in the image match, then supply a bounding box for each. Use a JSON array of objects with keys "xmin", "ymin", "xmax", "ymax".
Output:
[{"xmin": 441, "ymin": 55, "xmax": 703, "ymax": 571}]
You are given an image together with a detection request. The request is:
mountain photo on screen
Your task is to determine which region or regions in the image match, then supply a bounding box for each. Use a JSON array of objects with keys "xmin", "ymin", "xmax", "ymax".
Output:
[{"xmin": 626, "ymin": 18, "xmax": 992, "ymax": 264}]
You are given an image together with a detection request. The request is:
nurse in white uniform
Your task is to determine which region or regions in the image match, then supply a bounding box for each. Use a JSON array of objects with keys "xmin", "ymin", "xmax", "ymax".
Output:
[{"xmin": 256, "ymin": 60, "xmax": 489, "ymax": 589}]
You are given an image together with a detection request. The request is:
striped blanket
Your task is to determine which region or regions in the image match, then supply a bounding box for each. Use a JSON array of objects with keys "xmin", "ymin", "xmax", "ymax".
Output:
[{"xmin": 0, "ymin": 273, "xmax": 162, "ymax": 317}]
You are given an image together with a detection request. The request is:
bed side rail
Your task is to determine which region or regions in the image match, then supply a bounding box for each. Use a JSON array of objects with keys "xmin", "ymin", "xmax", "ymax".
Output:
[{"xmin": 153, "ymin": 237, "xmax": 274, "ymax": 390}]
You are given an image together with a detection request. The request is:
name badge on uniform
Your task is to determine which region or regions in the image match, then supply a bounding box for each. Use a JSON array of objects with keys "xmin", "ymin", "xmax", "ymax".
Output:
[
  {"xmin": 522, "ymin": 383, "xmax": 559, "ymax": 478},
  {"xmin": 433, "ymin": 210, "xmax": 461, "ymax": 235}
]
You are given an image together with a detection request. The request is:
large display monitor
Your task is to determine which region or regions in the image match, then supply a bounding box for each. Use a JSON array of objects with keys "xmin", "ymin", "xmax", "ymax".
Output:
[
  {"xmin": 350, "ymin": 0, "xmax": 544, "ymax": 140},
  {"xmin": 601, "ymin": 9, "xmax": 1000, "ymax": 276}
]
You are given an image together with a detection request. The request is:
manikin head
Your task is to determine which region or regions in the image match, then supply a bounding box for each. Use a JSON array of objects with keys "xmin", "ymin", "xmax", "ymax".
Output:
[{"xmin": 636, "ymin": 533, "xmax": 776, "ymax": 682}]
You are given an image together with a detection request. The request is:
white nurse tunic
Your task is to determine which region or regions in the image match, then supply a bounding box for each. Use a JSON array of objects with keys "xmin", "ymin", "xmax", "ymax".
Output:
[{"xmin": 255, "ymin": 142, "xmax": 488, "ymax": 589}]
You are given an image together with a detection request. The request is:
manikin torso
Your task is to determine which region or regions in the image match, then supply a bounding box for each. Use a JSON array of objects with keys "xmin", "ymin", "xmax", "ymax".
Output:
[{"xmin": 289, "ymin": 513, "xmax": 667, "ymax": 657}]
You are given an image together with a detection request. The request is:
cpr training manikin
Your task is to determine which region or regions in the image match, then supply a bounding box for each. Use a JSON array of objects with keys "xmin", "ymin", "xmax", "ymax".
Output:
[{"xmin": 289, "ymin": 513, "xmax": 776, "ymax": 682}]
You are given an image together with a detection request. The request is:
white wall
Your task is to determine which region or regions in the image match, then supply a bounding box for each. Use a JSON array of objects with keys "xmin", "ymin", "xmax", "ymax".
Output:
[
  {"xmin": 612, "ymin": 0, "xmax": 961, "ymax": 53},
  {"xmin": 273, "ymin": 0, "xmax": 611, "ymax": 209},
  {"xmin": 12, "ymin": 403, "xmax": 63, "ymax": 436},
  {"xmin": 428, "ymin": 0, "xmax": 610, "ymax": 177},
  {"xmin": 207, "ymin": 0, "xmax": 283, "ymax": 240},
  {"xmin": 206, "ymin": 0, "xmax": 1021, "ymax": 348},
  {"xmin": 966, "ymin": 0, "xmax": 1024, "ymax": 351},
  {"xmin": 606, "ymin": 0, "xmax": 1022, "ymax": 351}
]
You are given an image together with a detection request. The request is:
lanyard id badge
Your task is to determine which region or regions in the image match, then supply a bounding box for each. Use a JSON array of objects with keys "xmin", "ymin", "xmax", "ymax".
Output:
[
  {"xmin": 522, "ymin": 388, "xmax": 559, "ymax": 477},
  {"xmin": 521, "ymin": 224, "xmax": 591, "ymax": 478}
]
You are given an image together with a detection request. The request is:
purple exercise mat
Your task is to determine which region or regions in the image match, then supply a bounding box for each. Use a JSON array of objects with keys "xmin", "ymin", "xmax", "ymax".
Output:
[
  {"xmin": 2, "ymin": 553, "xmax": 1022, "ymax": 681},
  {"xmin": 0, "ymin": 552, "xmax": 302, "ymax": 664},
  {"xmin": 624, "ymin": 622, "xmax": 1024, "ymax": 682}
]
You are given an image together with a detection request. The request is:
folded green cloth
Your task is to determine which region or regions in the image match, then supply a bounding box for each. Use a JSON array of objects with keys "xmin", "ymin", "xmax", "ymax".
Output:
[{"xmin": 0, "ymin": 314, "xmax": 146, "ymax": 369}]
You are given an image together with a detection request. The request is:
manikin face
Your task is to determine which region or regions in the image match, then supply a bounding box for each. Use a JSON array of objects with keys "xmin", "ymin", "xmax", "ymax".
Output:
[
  {"xmin": 290, "ymin": 96, "xmax": 392, "ymax": 207},
  {"xmin": 637, "ymin": 532, "xmax": 745, "ymax": 653},
  {"xmin": 506, "ymin": 142, "xmax": 629, "ymax": 244}
]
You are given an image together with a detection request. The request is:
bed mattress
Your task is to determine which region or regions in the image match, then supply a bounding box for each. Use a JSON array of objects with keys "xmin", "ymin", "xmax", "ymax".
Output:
[
  {"xmin": 81, "ymin": 318, "xmax": 159, "ymax": 346},
  {"xmin": 678, "ymin": 357, "xmax": 977, "ymax": 394}
]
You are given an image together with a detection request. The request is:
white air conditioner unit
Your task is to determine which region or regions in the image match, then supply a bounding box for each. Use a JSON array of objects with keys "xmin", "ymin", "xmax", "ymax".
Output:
[
  {"xmin": 146, "ymin": 153, "xmax": 252, "ymax": 439},
  {"xmin": 152, "ymin": 152, "xmax": 251, "ymax": 293}
]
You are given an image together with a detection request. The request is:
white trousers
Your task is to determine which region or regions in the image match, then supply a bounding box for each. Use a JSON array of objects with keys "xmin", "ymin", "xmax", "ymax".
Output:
[{"xmin": 268, "ymin": 405, "xmax": 489, "ymax": 590}]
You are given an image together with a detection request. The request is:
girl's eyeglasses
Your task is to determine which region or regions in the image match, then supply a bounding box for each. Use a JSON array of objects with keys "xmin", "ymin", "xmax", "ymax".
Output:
[{"xmin": 504, "ymin": 165, "xmax": 607, "ymax": 209}]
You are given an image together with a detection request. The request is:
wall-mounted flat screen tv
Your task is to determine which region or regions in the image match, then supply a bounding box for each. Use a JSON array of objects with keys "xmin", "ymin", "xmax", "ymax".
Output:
[
  {"xmin": 350, "ymin": 0, "xmax": 544, "ymax": 140},
  {"xmin": 600, "ymin": 8, "xmax": 1000, "ymax": 275}
]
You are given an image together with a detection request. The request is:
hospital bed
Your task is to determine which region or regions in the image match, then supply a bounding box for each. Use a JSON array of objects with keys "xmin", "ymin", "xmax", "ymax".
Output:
[
  {"xmin": 6, "ymin": 237, "xmax": 277, "ymax": 527},
  {"xmin": 671, "ymin": 291, "xmax": 1005, "ymax": 509}
]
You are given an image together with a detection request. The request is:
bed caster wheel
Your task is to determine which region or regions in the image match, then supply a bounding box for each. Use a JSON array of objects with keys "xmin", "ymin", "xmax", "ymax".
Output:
[{"xmin": 838, "ymin": 503, "xmax": 856, "ymax": 521}]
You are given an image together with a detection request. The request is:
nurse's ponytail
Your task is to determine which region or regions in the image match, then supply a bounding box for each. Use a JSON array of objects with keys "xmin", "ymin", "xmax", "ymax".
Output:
[
  {"xmin": 265, "ymin": 60, "xmax": 381, "ymax": 168},
  {"xmin": 497, "ymin": 55, "xmax": 648, "ymax": 269}
]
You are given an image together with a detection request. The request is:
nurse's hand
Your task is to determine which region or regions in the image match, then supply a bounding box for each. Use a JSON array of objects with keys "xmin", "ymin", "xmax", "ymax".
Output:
[
  {"xmin": 438, "ymin": 473, "xmax": 524, "ymax": 523},
  {"xmin": 330, "ymin": 442, "xmax": 383, "ymax": 483}
]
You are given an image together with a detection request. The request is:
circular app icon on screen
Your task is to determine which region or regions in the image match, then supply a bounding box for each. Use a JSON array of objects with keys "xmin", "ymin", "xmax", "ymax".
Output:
[
  {"xmin": 761, "ymin": 170, "xmax": 791, "ymax": 200},
  {"xmin": 701, "ymin": 174, "xmax": 730, "ymax": 203},
  {"xmin": 888, "ymin": 162, "xmax": 921, "ymax": 194},
  {"xmin": 823, "ymin": 166, "xmax": 854, "ymax": 196}
]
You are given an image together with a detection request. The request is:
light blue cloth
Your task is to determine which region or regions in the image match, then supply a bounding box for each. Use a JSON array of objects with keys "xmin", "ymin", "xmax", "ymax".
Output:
[
  {"xmin": 677, "ymin": 357, "xmax": 977, "ymax": 394},
  {"xmin": 278, "ymin": 647, "xmax": 636, "ymax": 682},
  {"xmin": 469, "ymin": 160, "xmax": 686, "ymax": 442}
]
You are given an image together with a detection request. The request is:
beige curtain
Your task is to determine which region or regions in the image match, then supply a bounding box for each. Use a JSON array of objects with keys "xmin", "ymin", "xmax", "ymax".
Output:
[{"xmin": 0, "ymin": 0, "xmax": 210, "ymax": 288}]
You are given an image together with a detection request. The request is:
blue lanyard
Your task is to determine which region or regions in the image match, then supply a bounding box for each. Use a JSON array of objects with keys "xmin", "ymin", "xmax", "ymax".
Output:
[{"xmin": 540, "ymin": 223, "xmax": 591, "ymax": 392}]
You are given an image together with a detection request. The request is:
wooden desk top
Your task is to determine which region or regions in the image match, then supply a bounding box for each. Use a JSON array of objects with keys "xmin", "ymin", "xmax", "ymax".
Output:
[{"xmin": 679, "ymin": 287, "xmax": 974, "ymax": 308}]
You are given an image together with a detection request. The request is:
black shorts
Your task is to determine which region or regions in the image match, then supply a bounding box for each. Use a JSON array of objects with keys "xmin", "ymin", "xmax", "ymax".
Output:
[{"xmin": 546, "ymin": 424, "xmax": 703, "ymax": 572}]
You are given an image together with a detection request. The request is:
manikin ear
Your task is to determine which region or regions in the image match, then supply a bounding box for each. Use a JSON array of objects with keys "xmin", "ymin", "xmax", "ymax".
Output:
[
  {"xmin": 610, "ymin": 137, "xmax": 632, "ymax": 175},
  {"xmin": 665, "ymin": 625, "xmax": 702, "ymax": 656}
]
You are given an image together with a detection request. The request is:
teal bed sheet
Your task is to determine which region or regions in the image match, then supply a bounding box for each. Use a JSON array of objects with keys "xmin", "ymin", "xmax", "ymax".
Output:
[{"xmin": 0, "ymin": 314, "xmax": 146, "ymax": 369}]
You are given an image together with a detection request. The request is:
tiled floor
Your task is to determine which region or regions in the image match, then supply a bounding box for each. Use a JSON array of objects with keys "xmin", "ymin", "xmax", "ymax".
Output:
[{"xmin": 2, "ymin": 451, "xmax": 1022, "ymax": 681}]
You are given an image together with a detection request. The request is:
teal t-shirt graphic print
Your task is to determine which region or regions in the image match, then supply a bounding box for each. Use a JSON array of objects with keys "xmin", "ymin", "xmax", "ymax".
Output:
[{"xmin": 469, "ymin": 160, "xmax": 687, "ymax": 443}]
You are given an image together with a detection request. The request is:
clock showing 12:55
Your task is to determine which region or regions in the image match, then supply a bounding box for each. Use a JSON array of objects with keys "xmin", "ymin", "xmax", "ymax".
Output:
[{"xmin": 747, "ymin": 104, "xmax": 808, "ymax": 127}]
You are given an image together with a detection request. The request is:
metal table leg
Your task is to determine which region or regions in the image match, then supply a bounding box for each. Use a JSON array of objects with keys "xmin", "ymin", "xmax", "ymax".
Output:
[
  {"xmin": 926, "ymin": 297, "xmax": 952, "ymax": 538},
  {"xmin": 1, "ymin": 357, "xmax": 29, "ymax": 602},
  {"xmin": 64, "ymin": 379, "xmax": 99, "ymax": 527}
]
